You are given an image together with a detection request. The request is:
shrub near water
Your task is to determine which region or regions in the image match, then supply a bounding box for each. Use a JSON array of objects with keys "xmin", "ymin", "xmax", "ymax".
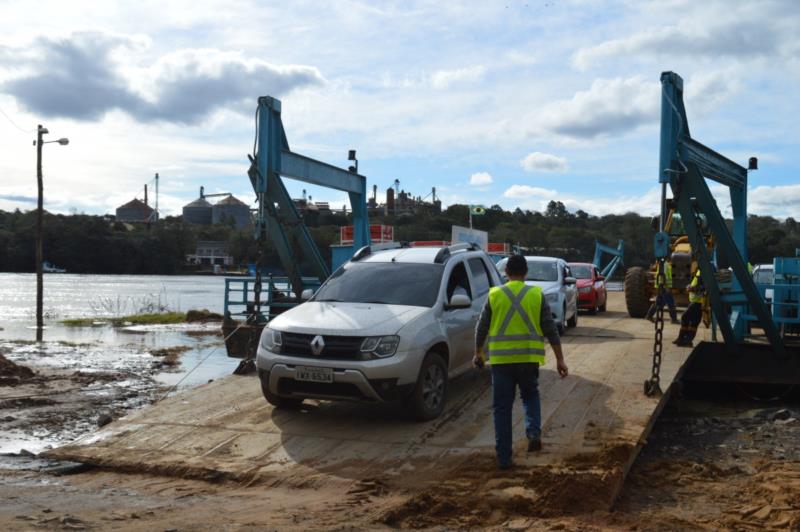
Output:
[{"xmin": 61, "ymin": 311, "xmax": 209, "ymax": 327}]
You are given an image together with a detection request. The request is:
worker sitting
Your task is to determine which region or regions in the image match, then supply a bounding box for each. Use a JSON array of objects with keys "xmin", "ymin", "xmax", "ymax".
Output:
[
  {"xmin": 646, "ymin": 260, "xmax": 679, "ymax": 324},
  {"xmin": 674, "ymin": 269, "xmax": 705, "ymax": 347}
]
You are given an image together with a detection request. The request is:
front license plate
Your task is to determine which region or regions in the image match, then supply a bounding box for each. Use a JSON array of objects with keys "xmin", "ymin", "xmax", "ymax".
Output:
[{"xmin": 296, "ymin": 366, "xmax": 334, "ymax": 383}]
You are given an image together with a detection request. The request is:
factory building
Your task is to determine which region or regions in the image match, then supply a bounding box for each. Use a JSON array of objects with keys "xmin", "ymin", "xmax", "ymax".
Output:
[
  {"xmin": 211, "ymin": 195, "xmax": 251, "ymax": 228},
  {"xmin": 115, "ymin": 198, "xmax": 155, "ymax": 223}
]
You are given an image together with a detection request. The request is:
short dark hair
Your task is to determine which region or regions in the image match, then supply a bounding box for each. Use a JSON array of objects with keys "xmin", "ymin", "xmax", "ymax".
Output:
[{"xmin": 506, "ymin": 255, "xmax": 528, "ymax": 276}]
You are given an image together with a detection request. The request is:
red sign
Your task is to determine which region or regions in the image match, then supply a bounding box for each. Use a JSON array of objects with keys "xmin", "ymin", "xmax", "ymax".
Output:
[{"xmin": 340, "ymin": 225, "xmax": 394, "ymax": 244}]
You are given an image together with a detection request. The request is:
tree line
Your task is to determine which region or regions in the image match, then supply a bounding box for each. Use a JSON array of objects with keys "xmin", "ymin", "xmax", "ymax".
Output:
[{"xmin": 1, "ymin": 202, "xmax": 798, "ymax": 276}]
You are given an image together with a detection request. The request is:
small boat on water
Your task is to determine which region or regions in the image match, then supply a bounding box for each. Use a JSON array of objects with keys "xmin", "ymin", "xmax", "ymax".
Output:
[{"xmin": 42, "ymin": 261, "xmax": 67, "ymax": 273}]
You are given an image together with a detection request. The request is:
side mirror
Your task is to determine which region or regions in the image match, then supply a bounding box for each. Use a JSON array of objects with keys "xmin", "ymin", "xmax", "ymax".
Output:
[
  {"xmin": 446, "ymin": 293, "xmax": 472, "ymax": 309},
  {"xmin": 301, "ymin": 289, "xmax": 315, "ymax": 301},
  {"xmin": 564, "ymin": 277, "xmax": 577, "ymax": 285}
]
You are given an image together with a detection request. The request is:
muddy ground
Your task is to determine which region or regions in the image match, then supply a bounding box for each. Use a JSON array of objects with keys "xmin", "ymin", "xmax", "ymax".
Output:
[{"xmin": 1, "ymin": 352, "xmax": 799, "ymax": 531}]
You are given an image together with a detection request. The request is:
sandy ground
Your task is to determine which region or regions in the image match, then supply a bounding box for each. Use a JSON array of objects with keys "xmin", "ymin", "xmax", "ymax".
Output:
[{"xmin": 1, "ymin": 346, "xmax": 799, "ymax": 530}]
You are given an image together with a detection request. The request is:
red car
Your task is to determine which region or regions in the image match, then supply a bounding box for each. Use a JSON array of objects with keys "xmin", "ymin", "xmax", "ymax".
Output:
[{"xmin": 568, "ymin": 262, "xmax": 607, "ymax": 314}]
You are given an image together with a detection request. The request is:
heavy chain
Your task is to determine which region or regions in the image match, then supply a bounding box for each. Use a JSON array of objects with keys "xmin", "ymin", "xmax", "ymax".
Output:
[{"xmin": 645, "ymin": 259, "xmax": 665, "ymax": 396}]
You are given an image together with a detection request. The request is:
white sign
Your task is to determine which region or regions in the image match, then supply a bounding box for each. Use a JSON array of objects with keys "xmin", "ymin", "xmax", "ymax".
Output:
[{"xmin": 451, "ymin": 225, "xmax": 488, "ymax": 250}]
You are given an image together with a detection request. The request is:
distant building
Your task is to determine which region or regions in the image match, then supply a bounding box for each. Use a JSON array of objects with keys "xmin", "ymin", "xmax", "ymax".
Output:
[
  {"xmin": 186, "ymin": 241, "xmax": 233, "ymax": 266},
  {"xmin": 116, "ymin": 198, "xmax": 155, "ymax": 223},
  {"xmin": 182, "ymin": 197, "xmax": 213, "ymax": 225},
  {"xmin": 212, "ymin": 195, "xmax": 251, "ymax": 228}
]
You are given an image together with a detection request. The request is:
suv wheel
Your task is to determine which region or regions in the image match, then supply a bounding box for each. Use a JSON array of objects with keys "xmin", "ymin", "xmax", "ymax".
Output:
[
  {"xmin": 259, "ymin": 371, "xmax": 303, "ymax": 409},
  {"xmin": 557, "ymin": 304, "xmax": 567, "ymax": 335},
  {"xmin": 407, "ymin": 352, "xmax": 448, "ymax": 421},
  {"xmin": 567, "ymin": 305, "xmax": 578, "ymax": 328}
]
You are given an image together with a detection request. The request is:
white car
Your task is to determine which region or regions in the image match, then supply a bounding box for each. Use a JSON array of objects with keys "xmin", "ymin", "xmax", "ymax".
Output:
[
  {"xmin": 494, "ymin": 256, "xmax": 578, "ymax": 334},
  {"xmin": 255, "ymin": 243, "xmax": 502, "ymax": 420}
]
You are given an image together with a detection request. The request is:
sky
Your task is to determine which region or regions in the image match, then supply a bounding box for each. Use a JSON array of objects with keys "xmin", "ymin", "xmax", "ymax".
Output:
[{"xmin": 1, "ymin": 0, "xmax": 799, "ymax": 220}]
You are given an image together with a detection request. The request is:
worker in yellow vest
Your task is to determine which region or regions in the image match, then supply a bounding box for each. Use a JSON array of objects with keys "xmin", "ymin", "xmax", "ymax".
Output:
[
  {"xmin": 674, "ymin": 268, "xmax": 705, "ymax": 347},
  {"xmin": 645, "ymin": 260, "xmax": 678, "ymax": 324},
  {"xmin": 474, "ymin": 255, "xmax": 568, "ymax": 469}
]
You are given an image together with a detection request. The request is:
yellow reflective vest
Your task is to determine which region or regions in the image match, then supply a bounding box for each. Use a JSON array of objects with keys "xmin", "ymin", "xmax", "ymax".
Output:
[
  {"xmin": 655, "ymin": 261, "xmax": 673, "ymax": 288},
  {"xmin": 486, "ymin": 281, "xmax": 545, "ymax": 365},
  {"xmin": 688, "ymin": 270, "xmax": 704, "ymax": 304}
]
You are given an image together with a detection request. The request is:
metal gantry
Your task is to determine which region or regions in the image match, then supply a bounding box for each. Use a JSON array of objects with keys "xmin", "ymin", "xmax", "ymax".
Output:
[
  {"xmin": 247, "ymin": 96, "xmax": 370, "ymax": 297},
  {"xmin": 657, "ymin": 71, "xmax": 784, "ymax": 355}
]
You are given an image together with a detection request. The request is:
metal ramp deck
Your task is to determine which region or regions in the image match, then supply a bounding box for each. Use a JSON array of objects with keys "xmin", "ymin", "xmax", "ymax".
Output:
[{"xmin": 45, "ymin": 293, "xmax": 706, "ymax": 509}]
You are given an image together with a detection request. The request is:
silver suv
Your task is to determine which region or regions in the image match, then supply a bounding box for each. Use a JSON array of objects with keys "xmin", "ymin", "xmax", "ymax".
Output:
[{"xmin": 255, "ymin": 243, "xmax": 501, "ymax": 420}]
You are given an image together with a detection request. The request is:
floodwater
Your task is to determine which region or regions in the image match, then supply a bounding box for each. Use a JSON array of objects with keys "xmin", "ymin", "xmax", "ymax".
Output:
[{"xmin": 0, "ymin": 273, "xmax": 241, "ymax": 455}]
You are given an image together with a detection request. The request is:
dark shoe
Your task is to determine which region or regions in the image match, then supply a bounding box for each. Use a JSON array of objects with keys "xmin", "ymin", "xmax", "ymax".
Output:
[
  {"xmin": 498, "ymin": 461, "xmax": 514, "ymax": 470},
  {"xmin": 675, "ymin": 341, "xmax": 693, "ymax": 347},
  {"xmin": 646, "ymin": 316, "xmax": 655, "ymax": 323},
  {"xmin": 671, "ymin": 318, "xmax": 680, "ymax": 324},
  {"xmin": 672, "ymin": 339, "xmax": 680, "ymax": 344},
  {"xmin": 527, "ymin": 437, "xmax": 542, "ymax": 452}
]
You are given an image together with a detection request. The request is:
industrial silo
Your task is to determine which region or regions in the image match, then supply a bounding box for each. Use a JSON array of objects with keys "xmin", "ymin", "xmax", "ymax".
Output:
[
  {"xmin": 182, "ymin": 196, "xmax": 213, "ymax": 225},
  {"xmin": 212, "ymin": 195, "xmax": 251, "ymax": 228}
]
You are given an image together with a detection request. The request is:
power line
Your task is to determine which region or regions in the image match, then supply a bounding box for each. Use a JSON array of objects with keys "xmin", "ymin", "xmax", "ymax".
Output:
[{"xmin": 0, "ymin": 105, "xmax": 36, "ymax": 134}]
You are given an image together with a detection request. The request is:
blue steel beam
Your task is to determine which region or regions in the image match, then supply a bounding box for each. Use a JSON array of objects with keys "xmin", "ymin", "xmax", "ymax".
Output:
[
  {"xmin": 659, "ymin": 71, "xmax": 783, "ymax": 355},
  {"xmin": 249, "ymin": 96, "xmax": 370, "ymax": 295}
]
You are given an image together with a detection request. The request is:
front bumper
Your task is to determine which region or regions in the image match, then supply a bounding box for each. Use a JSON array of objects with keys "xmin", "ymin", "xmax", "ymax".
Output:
[
  {"xmin": 577, "ymin": 291, "xmax": 597, "ymax": 309},
  {"xmin": 256, "ymin": 347, "xmax": 420, "ymax": 403}
]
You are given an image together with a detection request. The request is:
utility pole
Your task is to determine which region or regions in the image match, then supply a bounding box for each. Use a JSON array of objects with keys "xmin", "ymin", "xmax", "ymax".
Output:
[
  {"xmin": 34, "ymin": 125, "xmax": 69, "ymax": 340},
  {"xmin": 35, "ymin": 125, "xmax": 45, "ymax": 336}
]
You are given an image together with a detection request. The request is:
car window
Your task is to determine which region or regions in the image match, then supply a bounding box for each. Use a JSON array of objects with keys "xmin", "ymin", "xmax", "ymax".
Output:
[
  {"xmin": 446, "ymin": 262, "xmax": 473, "ymax": 301},
  {"xmin": 314, "ymin": 262, "xmax": 444, "ymax": 307},
  {"xmin": 468, "ymin": 258, "xmax": 492, "ymax": 296},
  {"xmin": 570, "ymin": 264, "xmax": 593, "ymax": 279},
  {"xmin": 754, "ymin": 269, "xmax": 774, "ymax": 285},
  {"xmin": 526, "ymin": 261, "xmax": 558, "ymax": 282}
]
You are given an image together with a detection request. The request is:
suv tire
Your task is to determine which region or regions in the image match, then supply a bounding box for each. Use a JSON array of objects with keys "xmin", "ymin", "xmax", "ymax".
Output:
[
  {"xmin": 407, "ymin": 352, "xmax": 448, "ymax": 421},
  {"xmin": 567, "ymin": 306, "xmax": 578, "ymax": 328},
  {"xmin": 259, "ymin": 371, "xmax": 303, "ymax": 409}
]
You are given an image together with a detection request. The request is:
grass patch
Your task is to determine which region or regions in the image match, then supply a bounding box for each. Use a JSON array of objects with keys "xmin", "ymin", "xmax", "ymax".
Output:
[
  {"xmin": 61, "ymin": 312, "xmax": 187, "ymax": 327},
  {"xmin": 111, "ymin": 312, "xmax": 186, "ymax": 326}
]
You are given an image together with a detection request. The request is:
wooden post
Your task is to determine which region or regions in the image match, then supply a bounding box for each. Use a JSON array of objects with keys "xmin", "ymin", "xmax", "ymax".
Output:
[{"xmin": 36, "ymin": 124, "xmax": 45, "ymax": 337}]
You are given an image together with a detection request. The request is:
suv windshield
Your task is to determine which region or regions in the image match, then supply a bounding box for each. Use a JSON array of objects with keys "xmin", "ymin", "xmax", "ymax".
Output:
[
  {"xmin": 569, "ymin": 265, "xmax": 593, "ymax": 279},
  {"xmin": 314, "ymin": 262, "xmax": 444, "ymax": 307},
  {"xmin": 526, "ymin": 261, "xmax": 559, "ymax": 282}
]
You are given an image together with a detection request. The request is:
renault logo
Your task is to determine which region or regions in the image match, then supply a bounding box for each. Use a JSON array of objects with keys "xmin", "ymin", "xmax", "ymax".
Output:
[{"xmin": 310, "ymin": 335, "xmax": 325, "ymax": 356}]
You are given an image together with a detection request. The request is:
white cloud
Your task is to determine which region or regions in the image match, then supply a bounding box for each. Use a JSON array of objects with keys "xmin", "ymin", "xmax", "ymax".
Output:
[
  {"xmin": 503, "ymin": 185, "xmax": 558, "ymax": 199},
  {"xmin": 520, "ymin": 151, "xmax": 568, "ymax": 173},
  {"xmin": 537, "ymin": 76, "xmax": 659, "ymax": 140},
  {"xmin": 748, "ymin": 184, "xmax": 800, "ymax": 218},
  {"xmin": 469, "ymin": 171, "xmax": 493, "ymax": 186},
  {"xmin": 430, "ymin": 65, "xmax": 485, "ymax": 89},
  {"xmin": 571, "ymin": 3, "xmax": 799, "ymax": 70}
]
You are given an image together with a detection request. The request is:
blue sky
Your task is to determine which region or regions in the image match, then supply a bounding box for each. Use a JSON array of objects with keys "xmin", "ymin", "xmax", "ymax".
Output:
[{"xmin": 1, "ymin": 0, "xmax": 799, "ymax": 218}]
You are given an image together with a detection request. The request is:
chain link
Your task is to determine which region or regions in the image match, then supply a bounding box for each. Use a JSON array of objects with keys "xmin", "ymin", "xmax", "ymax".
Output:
[{"xmin": 645, "ymin": 259, "xmax": 665, "ymax": 396}]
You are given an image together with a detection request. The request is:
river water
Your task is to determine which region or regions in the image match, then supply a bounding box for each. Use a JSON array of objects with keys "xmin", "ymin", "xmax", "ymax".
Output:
[{"xmin": 0, "ymin": 274, "xmax": 243, "ymax": 454}]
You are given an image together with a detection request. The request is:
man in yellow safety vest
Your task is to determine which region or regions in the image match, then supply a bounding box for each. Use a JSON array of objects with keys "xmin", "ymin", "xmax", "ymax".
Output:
[
  {"xmin": 645, "ymin": 260, "xmax": 679, "ymax": 324},
  {"xmin": 674, "ymin": 268, "xmax": 705, "ymax": 347},
  {"xmin": 474, "ymin": 255, "xmax": 568, "ymax": 469}
]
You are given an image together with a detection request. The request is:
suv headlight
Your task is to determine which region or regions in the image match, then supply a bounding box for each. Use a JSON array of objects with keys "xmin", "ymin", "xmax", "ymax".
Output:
[
  {"xmin": 579, "ymin": 286, "xmax": 592, "ymax": 293},
  {"xmin": 545, "ymin": 293, "xmax": 559, "ymax": 304},
  {"xmin": 260, "ymin": 327, "xmax": 283, "ymax": 352},
  {"xmin": 361, "ymin": 335, "xmax": 400, "ymax": 358}
]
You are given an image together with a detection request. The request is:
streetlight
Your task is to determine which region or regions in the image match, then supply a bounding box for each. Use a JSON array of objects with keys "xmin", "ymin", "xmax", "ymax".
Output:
[{"xmin": 34, "ymin": 124, "xmax": 69, "ymax": 338}]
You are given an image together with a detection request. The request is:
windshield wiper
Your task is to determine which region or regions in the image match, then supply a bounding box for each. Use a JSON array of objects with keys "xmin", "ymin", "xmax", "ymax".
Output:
[
  {"xmin": 364, "ymin": 300, "xmax": 390, "ymax": 304},
  {"xmin": 316, "ymin": 298, "xmax": 344, "ymax": 302}
]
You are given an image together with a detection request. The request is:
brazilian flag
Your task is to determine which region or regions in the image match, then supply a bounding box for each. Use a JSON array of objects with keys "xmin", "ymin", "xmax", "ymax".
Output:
[{"xmin": 470, "ymin": 205, "xmax": 486, "ymax": 216}]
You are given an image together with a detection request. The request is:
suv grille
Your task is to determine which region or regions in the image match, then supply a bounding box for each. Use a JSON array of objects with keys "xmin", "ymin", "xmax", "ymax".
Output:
[{"xmin": 280, "ymin": 333, "xmax": 364, "ymax": 360}]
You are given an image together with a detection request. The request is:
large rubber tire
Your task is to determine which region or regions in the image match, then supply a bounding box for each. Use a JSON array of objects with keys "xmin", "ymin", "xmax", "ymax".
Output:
[
  {"xmin": 259, "ymin": 372, "xmax": 303, "ymax": 409},
  {"xmin": 407, "ymin": 352, "xmax": 448, "ymax": 421},
  {"xmin": 567, "ymin": 305, "xmax": 578, "ymax": 328},
  {"xmin": 624, "ymin": 267, "xmax": 651, "ymax": 318}
]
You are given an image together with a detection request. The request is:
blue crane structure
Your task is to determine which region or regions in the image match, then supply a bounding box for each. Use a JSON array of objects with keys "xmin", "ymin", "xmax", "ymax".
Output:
[
  {"xmin": 656, "ymin": 71, "xmax": 784, "ymax": 356},
  {"xmin": 592, "ymin": 239, "xmax": 624, "ymax": 280},
  {"xmin": 223, "ymin": 96, "xmax": 370, "ymax": 360}
]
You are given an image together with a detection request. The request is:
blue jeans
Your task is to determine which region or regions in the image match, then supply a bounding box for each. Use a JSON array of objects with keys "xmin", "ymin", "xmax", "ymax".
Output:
[{"xmin": 490, "ymin": 363, "xmax": 541, "ymax": 467}]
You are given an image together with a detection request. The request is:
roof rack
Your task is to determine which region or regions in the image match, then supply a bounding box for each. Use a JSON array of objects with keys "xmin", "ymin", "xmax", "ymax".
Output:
[
  {"xmin": 350, "ymin": 245, "xmax": 371, "ymax": 261},
  {"xmin": 434, "ymin": 242, "xmax": 481, "ymax": 263}
]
